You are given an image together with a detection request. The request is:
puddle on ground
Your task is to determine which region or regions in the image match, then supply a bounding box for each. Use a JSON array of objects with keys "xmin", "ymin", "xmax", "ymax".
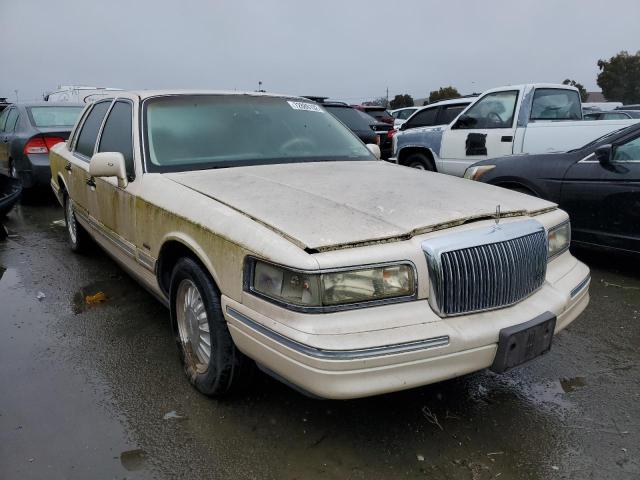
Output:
[
  {"xmin": 72, "ymin": 279, "xmax": 129, "ymax": 314},
  {"xmin": 560, "ymin": 376, "xmax": 587, "ymax": 393},
  {"xmin": 120, "ymin": 448, "xmax": 147, "ymax": 471},
  {"xmin": 522, "ymin": 380, "xmax": 574, "ymax": 411}
]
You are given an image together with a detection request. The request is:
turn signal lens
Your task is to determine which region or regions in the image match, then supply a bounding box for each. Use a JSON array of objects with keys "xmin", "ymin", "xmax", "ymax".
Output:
[{"xmin": 463, "ymin": 165, "xmax": 495, "ymax": 181}]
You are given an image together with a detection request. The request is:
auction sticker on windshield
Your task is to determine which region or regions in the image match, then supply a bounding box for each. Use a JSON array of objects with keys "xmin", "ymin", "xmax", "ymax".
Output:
[{"xmin": 287, "ymin": 101, "xmax": 323, "ymax": 112}]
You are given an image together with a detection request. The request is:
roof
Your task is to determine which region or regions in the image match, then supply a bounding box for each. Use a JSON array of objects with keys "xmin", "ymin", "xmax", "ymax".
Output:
[
  {"xmin": 113, "ymin": 89, "xmax": 307, "ymax": 101},
  {"xmin": 10, "ymin": 102, "xmax": 84, "ymax": 108}
]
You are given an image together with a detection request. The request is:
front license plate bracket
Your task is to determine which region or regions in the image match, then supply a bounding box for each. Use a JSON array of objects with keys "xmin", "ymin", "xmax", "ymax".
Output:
[{"xmin": 491, "ymin": 312, "xmax": 556, "ymax": 374}]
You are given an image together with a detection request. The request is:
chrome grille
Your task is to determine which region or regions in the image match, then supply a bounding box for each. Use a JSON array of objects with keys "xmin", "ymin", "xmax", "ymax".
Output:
[{"xmin": 422, "ymin": 220, "xmax": 547, "ymax": 316}]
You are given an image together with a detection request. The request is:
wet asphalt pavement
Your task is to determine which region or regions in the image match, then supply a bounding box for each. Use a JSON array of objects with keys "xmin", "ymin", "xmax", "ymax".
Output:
[{"xmin": 1, "ymin": 197, "xmax": 639, "ymax": 480}]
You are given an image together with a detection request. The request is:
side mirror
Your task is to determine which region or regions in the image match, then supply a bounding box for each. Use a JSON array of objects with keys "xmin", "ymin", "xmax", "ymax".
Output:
[
  {"xmin": 594, "ymin": 144, "xmax": 612, "ymax": 165},
  {"xmin": 453, "ymin": 114, "xmax": 472, "ymax": 130},
  {"xmin": 89, "ymin": 152, "xmax": 128, "ymax": 188},
  {"xmin": 366, "ymin": 143, "xmax": 381, "ymax": 160}
]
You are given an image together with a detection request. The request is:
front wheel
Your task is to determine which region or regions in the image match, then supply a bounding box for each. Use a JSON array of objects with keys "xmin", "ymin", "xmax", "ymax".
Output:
[
  {"xmin": 170, "ymin": 257, "xmax": 253, "ymax": 396},
  {"xmin": 405, "ymin": 153, "xmax": 435, "ymax": 171}
]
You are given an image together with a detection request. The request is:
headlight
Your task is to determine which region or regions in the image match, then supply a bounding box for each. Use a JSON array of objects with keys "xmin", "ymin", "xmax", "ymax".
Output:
[
  {"xmin": 547, "ymin": 221, "xmax": 571, "ymax": 259},
  {"xmin": 249, "ymin": 259, "xmax": 416, "ymax": 310},
  {"xmin": 463, "ymin": 165, "xmax": 495, "ymax": 180}
]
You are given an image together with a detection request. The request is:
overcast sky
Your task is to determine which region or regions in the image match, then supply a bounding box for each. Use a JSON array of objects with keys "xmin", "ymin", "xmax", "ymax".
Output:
[{"xmin": 1, "ymin": 0, "xmax": 638, "ymax": 103}]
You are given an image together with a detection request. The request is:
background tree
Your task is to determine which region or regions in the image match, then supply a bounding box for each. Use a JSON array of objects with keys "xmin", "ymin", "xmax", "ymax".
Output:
[
  {"xmin": 389, "ymin": 94, "xmax": 414, "ymax": 109},
  {"xmin": 363, "ymin": 97, "xmax": 389, "ymax": 108},
  {"xmin": 562, "ymin": 79, "xmax": 588, "ymax": 102},
  {"xmin": 427, "ymin": 86, "xmax": 460, "ymax": 104},
  {"xmin": 597, "ymin": 51, "xmax": 640, "ymax": 104}
]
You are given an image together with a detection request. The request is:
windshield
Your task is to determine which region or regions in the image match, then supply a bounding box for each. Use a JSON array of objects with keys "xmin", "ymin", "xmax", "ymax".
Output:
[
  {"xmin": 144, "ymin": 96, "xmax": 373, "ymax": 172},
  {"xmin": 28, "ymin": 106, "xmax": 83, "ymax": 127}
]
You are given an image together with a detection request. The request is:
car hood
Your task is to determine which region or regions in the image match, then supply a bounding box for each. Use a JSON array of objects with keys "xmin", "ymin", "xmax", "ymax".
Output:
[{"xmin": 165, "ymin": 161, "xmax": 556, "ymax": 251}]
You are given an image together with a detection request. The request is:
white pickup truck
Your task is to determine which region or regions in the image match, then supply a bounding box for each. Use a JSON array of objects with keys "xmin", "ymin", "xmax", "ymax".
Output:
[{"xmin": 391, "ymin": 83, "xmax": 640, "ymax": 176}]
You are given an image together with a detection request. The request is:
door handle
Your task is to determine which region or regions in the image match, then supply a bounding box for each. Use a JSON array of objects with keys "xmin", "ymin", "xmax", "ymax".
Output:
[
  {"xmin": 86, "ymin": 178, "xmax": 96, "ymax": 188},
  {"xmin": 501, "ymin": 136, "xmax": 513, "ymax": 142},
  {"xmin": 64, "ymin": 163, "xmax": 72, "ymax": 172}
]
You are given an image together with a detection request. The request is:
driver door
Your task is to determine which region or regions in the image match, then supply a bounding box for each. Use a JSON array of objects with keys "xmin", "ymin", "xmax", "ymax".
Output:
[
  {"xmin": 561, "ymin": 133, "xmax": 640, "ymax": 252},
  {"xmin": 439, "ymin": 90, "xmax": 519, "ymax": 176}
]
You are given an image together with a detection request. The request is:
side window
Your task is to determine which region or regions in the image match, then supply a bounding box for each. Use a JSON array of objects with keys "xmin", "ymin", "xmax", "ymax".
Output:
[
  {"xmin": 397, "ymin": 109, "xmax": 413, "ymax": 120},
  {"xmin": 4, "ymin": 108, "xmax": 19, "ymax": 133},
  {"xmin": 603, "ymin": 113, "xmax": 629, "ymax": 120},
  {"xmin": 437, "ymin": 105, "xmax": 466, "ymax": 125},
  {"xmin": 0, "ymin": 108, "xmax": 10, "ymax": 131},
  {"xmin": 613, "ymin": 136, "xmax": 640, "ymax": 162},
  {"xmin": 530, "ymin": 89, "xmax": 581, "ymax": 120},
  {"xmin": 75, "ymin": 101, "xmax": 111, "ymax": 158},
  {"xmin": 404, "ymin": 108, "xmax": 437, "ymax": 129},
  {"xmin": 456, "ymin": 91, "xmax": 518, "ymax": 129},
  {"xmin": 98, "ymin": 101, "xmax": 134, "ymax": 177}
]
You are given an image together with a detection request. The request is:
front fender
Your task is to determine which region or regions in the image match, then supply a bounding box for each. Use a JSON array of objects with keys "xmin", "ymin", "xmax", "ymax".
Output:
[{"xmin": 395, "ymin": 126, "xmax": 445, "ymax": 158}]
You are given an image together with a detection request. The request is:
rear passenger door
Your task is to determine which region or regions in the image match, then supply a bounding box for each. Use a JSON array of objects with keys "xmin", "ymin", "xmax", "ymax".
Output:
[
  {"xmin": 0, "ymin": 107, "xmax": 19, "ymax": 174},
  {"xmin": 0, "ymin": 108, "xmax": 11, "ymax": 174},
  {"xmin": 68, "ymin": 100, "xmax": 112, "ymax": 220}
]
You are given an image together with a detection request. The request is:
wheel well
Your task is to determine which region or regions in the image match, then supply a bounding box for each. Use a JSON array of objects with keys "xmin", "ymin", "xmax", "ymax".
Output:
[
  {"xmin": 494, "ymin": 181, "xmax": 538, "ymax": 197},
  {"xmin": 156, "ymin": 240, "xmax": 209, "ymax": 297},
  {"xmin": 397, "ymin": 147, "xmax": 436, "ymax": 170},
  {"xmin": 57, "ymin": 174, "xmax": 67, "ymax": 194}
]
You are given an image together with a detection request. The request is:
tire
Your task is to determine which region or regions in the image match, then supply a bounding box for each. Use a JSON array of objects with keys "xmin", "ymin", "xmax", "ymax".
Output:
[
  {"xmin": 64, "ymin": 194, "xmax": 89, "ymax": 252},
  {"xmin": 405, "ymin": 152, "xmax": 435, "ymax": 171},
  {"xmin": 170, "ymin": 257, "xmax": 253, "ymax": 396}
]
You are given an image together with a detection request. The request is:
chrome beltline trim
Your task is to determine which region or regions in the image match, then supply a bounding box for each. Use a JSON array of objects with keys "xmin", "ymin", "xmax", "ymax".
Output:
[{"xmin": 226, "ymin": 306, "xmax": 450, "ymax": 360}]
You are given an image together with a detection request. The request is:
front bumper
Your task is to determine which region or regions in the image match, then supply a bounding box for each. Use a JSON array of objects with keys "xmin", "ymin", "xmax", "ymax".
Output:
[{"xmin": 223, "ymin": 254, "xmax": 590, "ymax": 399}]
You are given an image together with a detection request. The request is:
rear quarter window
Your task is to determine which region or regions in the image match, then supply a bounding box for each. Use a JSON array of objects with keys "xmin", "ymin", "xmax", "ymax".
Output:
[{"xmin": 530, "ymin": 89, "xmax": 582, "ymax": 121}]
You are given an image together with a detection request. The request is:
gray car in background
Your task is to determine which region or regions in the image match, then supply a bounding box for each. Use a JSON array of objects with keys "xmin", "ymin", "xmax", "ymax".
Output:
[{"xmin": 0, "ymin": 102, "xmax": 83, "ymax": 188}]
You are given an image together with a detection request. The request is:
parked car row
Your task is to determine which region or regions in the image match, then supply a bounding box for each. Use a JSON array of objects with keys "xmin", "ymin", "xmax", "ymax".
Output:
[
  {"xmin": 0, "ymin": 103, "xmax": 83, "ymax": 188},
  {"xmin": 465, "ymin": 123, "xmax": 640, "ymax": 255},
  {"xmin": 392, "ymin": 83, "xmax": 640, "ymax": 174},
  {"xmin": 40, "ymin": 90, "xmax": 590, "ymax": 400}
]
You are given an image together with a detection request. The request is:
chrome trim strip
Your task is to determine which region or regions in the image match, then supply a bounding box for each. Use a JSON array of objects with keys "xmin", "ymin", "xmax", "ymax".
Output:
[
  {"xmin": 226, "ymin": 306, "xmax": 449, "ymax": 360},
  {"xmin": 75, "ymin": 209, "xmax": 136, "ymax": 258},
  {"xmin": 570, "ymin": 275, "xmax": 590, "ymax": 298},
  {"xmin": 137, "ymin": 250, "xmax": 156, "ymax": 272}
]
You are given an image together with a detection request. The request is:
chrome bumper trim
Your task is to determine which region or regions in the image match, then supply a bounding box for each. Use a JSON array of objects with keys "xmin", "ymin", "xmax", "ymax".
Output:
[
  {"xmin": 570, "ymin": 275, "xmax": 590, "ymax": 298},
  {"xmin": 226, "ymin": 306, "xmax": 449, "ymax": 360}
]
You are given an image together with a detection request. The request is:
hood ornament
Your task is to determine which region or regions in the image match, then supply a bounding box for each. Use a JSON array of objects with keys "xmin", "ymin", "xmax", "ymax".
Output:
[{"xmin": 494, "ymin": 205, "xmax": 501, "ymax": 226}]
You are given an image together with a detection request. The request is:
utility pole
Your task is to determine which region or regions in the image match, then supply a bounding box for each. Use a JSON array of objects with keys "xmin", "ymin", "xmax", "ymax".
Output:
[
  {"xmin": 386, "ymin": 87, "xmax": 389, "ymax": 107},
  {"xmin": 14, "ymin": 89, "xmax": 19, "ymax": 103}
]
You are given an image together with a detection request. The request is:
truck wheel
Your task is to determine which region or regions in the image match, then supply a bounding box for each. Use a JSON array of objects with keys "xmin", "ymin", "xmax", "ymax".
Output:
[
  {"xmin": 405, "ymin": 153, "xmax": 434, "ymax": 171},
  {"xmin": 170, "ymin": 257, "xmax": 253, "ymax": 396},
  {"xmin": 64, "ymin": 194, "xmax": 89, "ymax": 252}
]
